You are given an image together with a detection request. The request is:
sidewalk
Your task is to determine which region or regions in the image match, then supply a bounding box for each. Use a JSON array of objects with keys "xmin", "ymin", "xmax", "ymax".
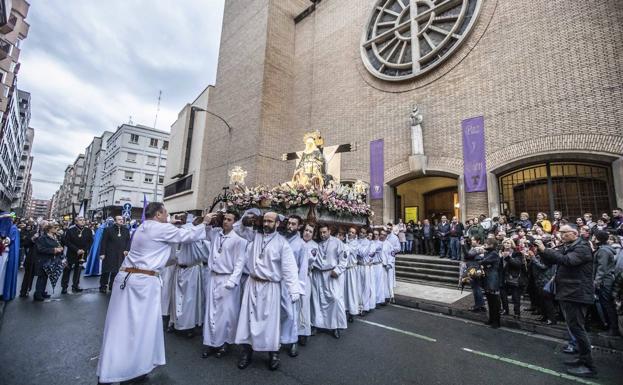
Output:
[{"xmin": 394, "ymin": 279, "xmax": 623, "ymax": 352}]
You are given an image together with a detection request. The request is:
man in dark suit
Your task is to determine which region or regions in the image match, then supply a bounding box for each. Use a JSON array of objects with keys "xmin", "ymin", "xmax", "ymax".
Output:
[
  {"xmin": 436, "ymin": 216, "xmax": 451, "ymax": 258},
  {"xmin": 61, "ymin": 216, "xmax": 93, "ymax": 294},
  {"xmin": 448, "ymin": 216, "xmax": 465, "ymax": 261},
  {"xmin": 99, "ymin": 216, "xmax": 131, "ymax": 293}
]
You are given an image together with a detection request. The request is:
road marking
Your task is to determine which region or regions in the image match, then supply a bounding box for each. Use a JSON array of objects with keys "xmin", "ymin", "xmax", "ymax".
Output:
[
  {"xmin": 356, "ymin": 319, "xmax": 437, "ymax": 342},
  {"xmin": 462, "ymin": 348, "xmax": 600, "ymax": 385}
]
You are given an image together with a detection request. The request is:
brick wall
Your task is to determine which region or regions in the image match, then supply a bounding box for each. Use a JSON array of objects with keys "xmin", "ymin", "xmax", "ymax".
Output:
[{"xmin": 201, "ymin": 0, "xmax": 623, "ymax": 219}]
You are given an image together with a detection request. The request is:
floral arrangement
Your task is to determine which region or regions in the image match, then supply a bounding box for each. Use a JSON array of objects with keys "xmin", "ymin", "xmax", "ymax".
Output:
[{"xmin": 227, "ymin": 183, "xmax": 373, "ymax": 217}]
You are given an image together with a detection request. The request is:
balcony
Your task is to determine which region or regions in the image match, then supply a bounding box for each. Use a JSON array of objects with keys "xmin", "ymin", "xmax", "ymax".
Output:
[
  {"xmin": 0, "ymin": 39, "xmax": 11, "ymax": 61},
  {"xmin": 12, "ymin": 0, "xmax": 29, "ymax": 18},
  {"xmin": 0, "ymin": 14, "xmax": 15, "ymax": 34}
]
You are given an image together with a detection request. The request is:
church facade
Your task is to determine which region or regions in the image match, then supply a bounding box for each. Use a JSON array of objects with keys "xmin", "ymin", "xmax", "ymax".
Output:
[{"xmin": 165, "ymin": 0, "xmax": 623, "ymax": 224}]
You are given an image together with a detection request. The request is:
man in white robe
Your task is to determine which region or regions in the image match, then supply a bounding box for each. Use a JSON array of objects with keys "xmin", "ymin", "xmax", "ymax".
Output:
[
  {"xmin": 310, "ymin": 224, "xmax": 348, "ymax": 339},
  {"xmin": 356, "ymin": 228, "xmax": 373, "ymax": 315},
  {"xmin": 370, "ymin": 229, "xmax": 387, "ymax": 307},
  {"xmin": 201, "ymin": 211, "xmax": 247, "ymax": 359},
  {"xmin": 386, "ymin": 224, "xmax": 401, "ymax": 302},
  {"xmin": 281, "ymin": 215, "xmax": 308, "ymax": 357},
  {"xmin": 343, "ymin": 227, "xmax": 361, "ymax": 323},
  {"xmin": 97, "ymin": 203, "xmax": 211, "ymax": 384},
  {"xmin": 171, "ymin": 216, "xmax": 209, "ymax": 336},
  {"xmin": 234, "ymin": 212, "xmax": 301, "ymax": 371},
  {"xmin": 298, "ymin": 223, "xmax": 317, "ymax": 345},
  {"xmin": 380, "ymin": 229, "xmax": 396, "ymax": 303}
]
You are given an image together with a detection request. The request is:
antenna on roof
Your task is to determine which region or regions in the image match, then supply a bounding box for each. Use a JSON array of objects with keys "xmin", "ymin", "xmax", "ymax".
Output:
[
  {"xmin": 153, "ymin": 90, "xmax": 162, "ymax": 129},
  {"xmin": 128, "ymin": 115, "xmax": 134, "ymax": 125}
]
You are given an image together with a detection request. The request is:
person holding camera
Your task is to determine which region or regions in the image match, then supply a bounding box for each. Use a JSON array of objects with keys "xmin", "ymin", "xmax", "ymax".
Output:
[
  {"xmin": 592, "ymin": 230, "xmax": 620, "ymax": 337},
  {"xmin": 480, "ymin": 238, "xmax": 502, "ymax": 328},
  {"xmin": 500, "ymin": 239, "xmax": 525, "ymax": 319},
  {"xmin": 534, "ymin": 225, "xmax": 596, "ymax": 378},
  {"xmin": 465, "ymin": 237, "xmax": 486, "ymax": 312}
]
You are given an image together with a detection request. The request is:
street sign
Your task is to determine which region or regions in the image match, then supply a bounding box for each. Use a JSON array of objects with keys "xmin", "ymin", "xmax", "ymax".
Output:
[
  {"xmin": 123, "ymin": 203, "xmax": 133, "ymax": 211},
  {"xmin": 122, "ymin": 209, "xmax": 131, "ymax": 218}
]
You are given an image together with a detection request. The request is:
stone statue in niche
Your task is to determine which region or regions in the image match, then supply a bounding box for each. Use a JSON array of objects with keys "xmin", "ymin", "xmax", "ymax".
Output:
[{"xmin": 410, "ymin": 105, "xmax": 424, "ymax": 155}]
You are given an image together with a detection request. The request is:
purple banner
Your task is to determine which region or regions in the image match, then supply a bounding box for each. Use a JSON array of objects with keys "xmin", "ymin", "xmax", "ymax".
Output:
[
  {"xmin": 462, "ymin": 116, "xmax": 487, "ymax": 193},
  {"xmin": 370, "ymin": 139, "xmax": 384, "ymax": 200}
]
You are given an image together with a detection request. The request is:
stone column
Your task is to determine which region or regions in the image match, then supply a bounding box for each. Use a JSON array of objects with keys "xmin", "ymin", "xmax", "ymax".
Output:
[
  {"xmin": 613, "ymin": 157, "xmax": 623, "ymax": 209},
  {"xmin": 383, "ymin": 185, "xmax": 395, "ymax": 224},
  {"xmin": 486, "ymin": 172, "xmax": 500, "ymax": 218}
]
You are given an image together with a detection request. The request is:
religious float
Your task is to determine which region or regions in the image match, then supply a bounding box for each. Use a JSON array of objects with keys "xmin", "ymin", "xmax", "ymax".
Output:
[{"xmin": 216, "ymin": 131, "xmax": 373, "ymax": 227}]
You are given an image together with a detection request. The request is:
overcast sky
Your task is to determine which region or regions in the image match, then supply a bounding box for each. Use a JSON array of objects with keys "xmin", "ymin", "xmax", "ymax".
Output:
[{"xmin": 19, "ymin": 0, "xmax": 225, "ymax": 199}]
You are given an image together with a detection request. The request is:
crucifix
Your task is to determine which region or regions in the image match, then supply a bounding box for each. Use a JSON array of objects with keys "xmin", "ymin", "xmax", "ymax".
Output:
[{"xmin": 281, "ymin": 130, "xmax": 356, "ymax": 188}]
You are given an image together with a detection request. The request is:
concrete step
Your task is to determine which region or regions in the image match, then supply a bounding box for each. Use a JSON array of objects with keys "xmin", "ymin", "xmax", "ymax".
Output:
[
  {"xmin": 396, "ymin": 254, "xmax": 460, "ymax": 266},
  {"xmin": 396, "ymin": 270, "xmax": 459, "ymax": 285},
  {"xmin": 395, "ymin": 260, "xmax": 459, "ymax": 272},
  {"xmin": 396, "ymin": 266, "xmax": 459, "ymax": 278}
]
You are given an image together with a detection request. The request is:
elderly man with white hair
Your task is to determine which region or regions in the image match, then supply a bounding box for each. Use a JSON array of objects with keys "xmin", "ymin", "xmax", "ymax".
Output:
[{"xmin": 534, "ymin": 225, "xmax": 596, "ymax": 378}]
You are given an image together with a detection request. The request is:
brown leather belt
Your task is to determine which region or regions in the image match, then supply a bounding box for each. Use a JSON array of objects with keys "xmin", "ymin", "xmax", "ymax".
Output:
[
  {"xmin": 120, "ymin": 267, "xmax": 159, "ymax": 277},
  {"xmin": 250, "ymin": 275, "xmax": 271, "ymax": 283}
]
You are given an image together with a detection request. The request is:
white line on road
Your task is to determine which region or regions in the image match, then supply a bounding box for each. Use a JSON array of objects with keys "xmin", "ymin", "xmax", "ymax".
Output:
[
  {"xmin": 462, "ymin": 348, "xmax": 601, "ymax": 385},
  {"xmin": 356, "ymin": 319, "xmax": 437, "ymax": 342}
]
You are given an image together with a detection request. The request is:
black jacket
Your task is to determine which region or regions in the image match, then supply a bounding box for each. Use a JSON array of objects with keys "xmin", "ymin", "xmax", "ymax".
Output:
[
  {"xmin": 63, "ymin": 225, "xmax": 93, "ymax": 264},
  {"xmin": 100, "ymin": 225, "xmax": 131, "ymax": 273},
  {"xmin": 502, "ymin": 251, "xmax": 525, "ymax": 287},
  {"xmin": 34, "ymin": 234, "xmax": 62, "ymax": 276},
  {"xmin": 540, "ymin": 239, "xmax": 594, "ymax": 304},
  {"xmin": 481, "ymin": 249, "xmax": 500, "ymax": 293}
]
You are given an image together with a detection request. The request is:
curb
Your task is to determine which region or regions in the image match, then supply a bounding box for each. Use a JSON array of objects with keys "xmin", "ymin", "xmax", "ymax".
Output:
[{"xmin": 394, "ymin": 294, "xmax": 623, "ymax": 352}]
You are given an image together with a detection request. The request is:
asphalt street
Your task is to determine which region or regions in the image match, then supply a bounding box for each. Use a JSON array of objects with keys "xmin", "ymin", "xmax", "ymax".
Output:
[{"xmin": 1, "ymin": 273, "xmax": 621, "ymax": 385}]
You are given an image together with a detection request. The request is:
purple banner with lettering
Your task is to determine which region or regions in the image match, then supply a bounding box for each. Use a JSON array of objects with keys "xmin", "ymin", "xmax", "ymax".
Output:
[
  {"xmin": 370, "ymin": 139, "xmax": 384, "ymax": 200},
  {"xmin": 462, "ymin": 116, "xmax": 487, "ymax": 193}
]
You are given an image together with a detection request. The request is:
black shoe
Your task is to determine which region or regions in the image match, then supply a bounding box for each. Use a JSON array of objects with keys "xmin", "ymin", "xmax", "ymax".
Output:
[
  {"xmin": 42, "ymin": 293, "xmax": 51, "ymax": 299},
  {"xmin": 348, "ymin": 314, "xmax": 354, "ymax": 323},
  {"xmin": 489, "ymin": 323, "xmax": 501, "ymax": 329},
  {"xmin": 501, "ymin": 310, "xmax": 509, "ymax": 316},
  {"xmin": 237, "ymin": 349, "xmax": 252, "ymax": 369},
  {"xmin": 215, "ymin": 345, "xmax": 227, "ymax": 358},
  {"xmin": 33, "ymin": 296, "xmax": 44, "ymax": 302},
  {"xmin": 566, "ymin": 365, "xmax": 596, "ymax": 378},
  {"xmin": 99, "ymin": 287, "xmax": 107, "ymax": 294},
  {"xmin": 186, "ymin": 330, "xmax": 195, "ymax": 338},
  {"xmin": 562, "ymin": 345, "xmax": 578, "ymax": 354},
  {"xmin": 332, "ymin": 329, "xmax": 340, "ymax": 339},
  {"xmin": 19, "ymin": 292, "xmax": 28, "ymax": 298},
  {"xmin": 361, "ymin": 310, "xmax": 367, "ymax": 317},
  {"xmin": 564, "ymin": 358, "xmax": 583, "ymax": 367},
  {"xmin": 311, "ymin": 327, "xmax": 317, "ymax": 336},
  {"xmin": 288, "ymin": 343, "xmax": 298, "ymax": 357},
  {"xmin": 166, "ymin": 325, "xmax": 175, "ymax": 333},
  {"xmin": 268, "ymin": 352, "xmax": 280, "ymax": 371},
  {"xmin": 120, "ymin": 374, "xmax": 148, "ymax": 384},
  {"xmin": 298, "ymin": 335, "xmax": 307, "ymax": 346},
  {"xmin": 202, "ymin": 347, "xmax": 215, "ymax": 358},
  {"xmin": 72, "ymin": 287, "xmax": 83, "ymax": 293},
  {"xmin": 545, "ymin": 320, "xmax": 556, "ymax": 326},
  {"xmin": 61, "ymin": 288, "xmax": 68, "ymax": 294}
]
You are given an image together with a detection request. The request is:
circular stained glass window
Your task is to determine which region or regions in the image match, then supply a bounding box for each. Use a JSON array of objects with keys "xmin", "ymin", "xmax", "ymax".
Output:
[{"xmin": 361, "ymin": 0, "xmax": 482, "ymax": 82}]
